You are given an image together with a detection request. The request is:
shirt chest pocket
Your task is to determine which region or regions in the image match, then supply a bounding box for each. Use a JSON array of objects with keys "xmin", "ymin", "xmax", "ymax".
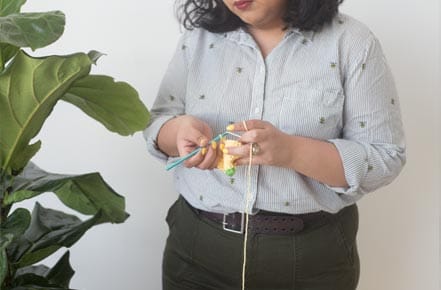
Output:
[{"xmin": 278, "ymin": 87, "xmax": 344, "ymax": 139}]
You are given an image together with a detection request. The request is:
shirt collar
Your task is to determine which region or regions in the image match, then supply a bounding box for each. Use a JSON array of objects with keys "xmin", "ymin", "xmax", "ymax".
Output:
[
  {"xmin": 285, "ymin": 27, "xmax": 315, "ymax": 42},
  {"xmin": 224, "ymin": 26, "xmax": 315, "ymax": 46}
]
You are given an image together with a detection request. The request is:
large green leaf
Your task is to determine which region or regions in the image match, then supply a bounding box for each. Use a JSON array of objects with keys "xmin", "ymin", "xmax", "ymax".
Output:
[
  {"xmin": 0, "ymin": 11, "xmax": 65, "ymax": 50},
  {"xmin": 0, "ymin": 233, "xmax": 13, "ymax": 285},
  {"xmin": 0, "ymin": 50, "xmax": 93, "ymax": 174},
  {"xmin": 5, "ymin": 162, "xmax": 128, "ymax": 224},
  {"xmin": 63, "ymin": 75, "xmax": 150, "ymax": 136},
  {"xmin": 0, "ymin": 42, "xmax": 18, "ymax": 69},
  {"xmin": 11, "ymin": 272, "xmax": 74, "ymax": 289},
  {"xmin": 44, "ymin": 251, "xmax": 74, "ymax": 288},
  {"xmin": 13, "ymin": 203, "xmax": 102, "ymax": 267},
  {"xmin": 13, "ymin": 252, "xmax": 74, "ymax": 289},
  {"xmin": 1, "ymin": 208, "xmax": 31, "ymax": 238},
  {"xmin": 0, "ymin": 247, "xmax": 8, "ymax": 285},
  {"xmin": 0, "ymin": 208, "xmax": 31, "ymax": 284},
  {"xmin": 0, "ymin": 0, "xmax": 26, "ymax": 16},
  {"xmin": 15, "ymin": 265, "xmax": 50, "ymax": 278}
]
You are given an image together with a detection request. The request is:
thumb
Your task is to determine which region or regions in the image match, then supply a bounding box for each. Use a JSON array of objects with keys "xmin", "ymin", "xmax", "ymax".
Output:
[
  {"xmin": 186, "ymin": 126, "xmax": 212, "ymax": 146},
  {"xmin": 177, "ymin": 127, "xmax": 211, "ymax": 157}
]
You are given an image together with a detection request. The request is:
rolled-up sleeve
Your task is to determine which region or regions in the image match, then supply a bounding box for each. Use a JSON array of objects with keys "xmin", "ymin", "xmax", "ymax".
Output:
[
  {"xmin": 328, "ymin": 34, "xmax": 406, "ymax": 195},
  {"xmin": 143, "ymin": 32, "xmax": 191, "ymax": 162}
]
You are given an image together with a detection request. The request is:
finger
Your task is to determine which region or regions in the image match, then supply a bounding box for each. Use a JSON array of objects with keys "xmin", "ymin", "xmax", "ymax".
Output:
[
  {"xmin": 209, "ymin": 141, "xmax": 222, "ymax": 170},
  {"xmin": 226, "ymin": 119, "xmax": 267, "ymax": 132},
  {"xmin": 184, "ymin": 148, "xmax": 205, "ymax": 168},
  {"xmin": 197, "ymin": 145, "xmax": 218, "ymax": 170},
  {"xmin": 223, "ymin": 143, "xmax": 252, "ymax": 159},
  {"xmin": 239, "ymin": 130, "xmax": 265, "ymax": 144},
  {"xmin": 184, "ymin": 126, "xmax": 211, "ymax": 147},
  {"xmin": 234, "ymin": 156, "xmax": 262, "ymax": 166}
]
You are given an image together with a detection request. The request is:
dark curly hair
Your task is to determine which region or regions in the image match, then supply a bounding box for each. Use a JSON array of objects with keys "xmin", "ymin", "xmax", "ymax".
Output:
[{"xmin": 176, "ymin": 0, "xmax": 344, "ymax": 33}]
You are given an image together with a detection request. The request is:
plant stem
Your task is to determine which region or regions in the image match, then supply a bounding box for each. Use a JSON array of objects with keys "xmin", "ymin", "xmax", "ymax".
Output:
[{"xmin": 0, "ymin": 171, "xmax": 12, "ymax": 223}]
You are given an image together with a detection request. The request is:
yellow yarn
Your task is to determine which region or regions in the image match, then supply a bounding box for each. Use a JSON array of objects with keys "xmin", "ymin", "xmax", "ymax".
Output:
[{"xmin": 216, "ymin": 138, "xmax": 241, "ymax": 176}]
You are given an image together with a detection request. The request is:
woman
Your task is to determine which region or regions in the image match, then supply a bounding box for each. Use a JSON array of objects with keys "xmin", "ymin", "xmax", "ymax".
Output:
[{"xmin": 144, "ymin": 0, "xmax": 406, "ymax": 289}]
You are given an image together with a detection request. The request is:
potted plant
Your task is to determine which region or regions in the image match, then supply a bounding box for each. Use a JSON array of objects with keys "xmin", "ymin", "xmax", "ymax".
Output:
[{"xmin": 0, "ymin": 0, "xmax": 150, "ymax": 289}]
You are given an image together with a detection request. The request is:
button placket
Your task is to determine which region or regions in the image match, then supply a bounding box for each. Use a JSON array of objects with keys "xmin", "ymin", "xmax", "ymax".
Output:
[
  {"xmin": 250, "ymin": 59, "xmax": 266, "ymax": 120},
  {"xmin": 243, "ymin": 51, "xmax": 266, "ymax": 213}
]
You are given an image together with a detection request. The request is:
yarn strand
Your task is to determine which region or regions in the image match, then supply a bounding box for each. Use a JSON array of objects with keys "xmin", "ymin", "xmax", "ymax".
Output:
[{"xmin": 241, "ymin": 121, "xmax": 253, "ymax": 290}]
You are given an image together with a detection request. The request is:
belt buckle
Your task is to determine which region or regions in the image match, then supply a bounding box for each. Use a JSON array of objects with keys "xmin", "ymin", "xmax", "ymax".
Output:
[{"xmin": 222, "ymin": 212, "xmax": 244, "ymax": 234}]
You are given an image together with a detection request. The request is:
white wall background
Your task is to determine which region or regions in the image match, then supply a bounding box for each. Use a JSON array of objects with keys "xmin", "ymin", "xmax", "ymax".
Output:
[{"xmin": 15, "ymin": 0, "xmax": 439, "ymax": 289}]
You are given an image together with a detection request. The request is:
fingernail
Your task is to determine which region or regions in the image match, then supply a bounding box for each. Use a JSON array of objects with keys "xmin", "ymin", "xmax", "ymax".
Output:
[
  {"xmin": 211, "ymin": 141, "xmax": 217, "ymax": 150},
  {"xmin": 219, "ymin": 143, "xmax": 225, "ymax": 151},
  {"xmin": 201, "ymin": 148, "xmax": 207, "ymax": 155},
  {"xmin": 226, "ymin": 124, "xmax": 234, "ymax": 131}
]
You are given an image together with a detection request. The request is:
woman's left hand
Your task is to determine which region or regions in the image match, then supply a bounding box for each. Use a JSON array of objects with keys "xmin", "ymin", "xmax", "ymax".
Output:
[{"xmin": 225, "ymin": 119, "xmax": 294, "ymax": 168}]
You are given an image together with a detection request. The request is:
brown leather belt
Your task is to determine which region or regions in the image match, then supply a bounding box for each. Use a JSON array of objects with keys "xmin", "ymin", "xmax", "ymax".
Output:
[{"xmin": 194, "ymin": 206, "xmax": 333, "ymax": 235}]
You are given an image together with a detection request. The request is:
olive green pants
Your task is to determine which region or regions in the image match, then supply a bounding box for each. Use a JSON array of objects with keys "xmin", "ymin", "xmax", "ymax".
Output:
[{"xmin": 163, "ymin": 196, "xmax": 359, "ymax": 290}]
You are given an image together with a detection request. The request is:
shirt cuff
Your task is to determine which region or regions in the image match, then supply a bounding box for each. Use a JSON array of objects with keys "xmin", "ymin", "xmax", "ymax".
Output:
[
  {"xmin": 143, "ymin": 115, "xmax": 176, "ymax": 162},
  {"xmin": 326, "ymin": 138, "xmax": 369, "ymax": 195}
]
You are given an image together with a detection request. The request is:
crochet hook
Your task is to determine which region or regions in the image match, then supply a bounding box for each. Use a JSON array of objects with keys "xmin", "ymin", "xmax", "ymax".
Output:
[{"xmin": 165, "ymin": 132, "xmax": 229, "ymax": 171}]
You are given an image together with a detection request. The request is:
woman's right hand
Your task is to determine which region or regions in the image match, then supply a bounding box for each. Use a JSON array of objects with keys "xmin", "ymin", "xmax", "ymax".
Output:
[{"xmin": 158, "ymin": 115, "xmax": 219, "ymax": 170}]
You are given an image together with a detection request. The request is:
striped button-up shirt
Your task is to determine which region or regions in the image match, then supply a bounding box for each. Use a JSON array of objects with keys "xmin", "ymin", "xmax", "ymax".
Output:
[{"xmin": 144, "ymin": 13, "xmax": 406, "ymax": 214}]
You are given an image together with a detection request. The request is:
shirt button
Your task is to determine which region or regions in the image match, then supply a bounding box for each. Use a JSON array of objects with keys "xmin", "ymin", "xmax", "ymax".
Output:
[{"xmin": 254, "ymin": 107, "xmax": 260, "ymax": 114}]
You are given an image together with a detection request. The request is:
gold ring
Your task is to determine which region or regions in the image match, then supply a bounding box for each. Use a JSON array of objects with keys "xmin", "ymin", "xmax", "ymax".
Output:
[{"xmin": 251, "ymin": 143, "xmax": 260, "ymax": 156}]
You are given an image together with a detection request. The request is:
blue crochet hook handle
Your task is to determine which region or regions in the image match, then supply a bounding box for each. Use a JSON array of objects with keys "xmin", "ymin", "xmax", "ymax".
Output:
[{"xmin": 165, "ymin": 132, "xmax": 228, "ymax": 171}]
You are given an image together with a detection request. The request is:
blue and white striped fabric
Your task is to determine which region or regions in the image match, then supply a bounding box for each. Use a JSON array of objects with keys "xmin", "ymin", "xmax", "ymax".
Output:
[{"xmin": 144, "ymin": 13, "xmax": 406, "ymax": 214}]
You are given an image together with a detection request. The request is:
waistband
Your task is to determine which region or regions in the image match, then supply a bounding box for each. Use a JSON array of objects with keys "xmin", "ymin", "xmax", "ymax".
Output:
[{"xmin": 183, "ymin": 197, "xmax": 353, "ymax": 235}]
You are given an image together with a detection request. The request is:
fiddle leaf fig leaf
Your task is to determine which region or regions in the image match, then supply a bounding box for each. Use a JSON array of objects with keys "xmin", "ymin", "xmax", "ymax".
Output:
[
  {"xmin": 0, "ymin": 11, "xmax": 65, "ymax": 50},
  {"xmin": 0, "ymin": 42, "xmax": 18, "ymax": 68},
  {"xmin": 9, "ymin": 140, "xmax": 41, "ymax": 174},
  {"xmin": 6, "ymin": 162, "xmax": 128, "ymax": 223},
  {"xmin": 63, "ymin": 74, "xmax": 150, "ymax": 136},
  {"xmin": 11, "ymin": 252, "xmax": 75, "ymax": 289},
  {"xmin": 0, "ymin": 248, "xmax": 8, "ymax": 285},
  {"xmin": 87, "ymin": 50, "xmax": 105, "ymax": 65},
  {"xmin": 45, "ymin": 251, "xmax": 75, "ymax": 288},
  {"xmin": 0, "ymin": 50, "xmax": 93, "ymax": 174},
  {"xmin": 1, "ymin": 208, "xmax": 31, "ymax": 238},
  {"xmin": 15, "ymin": 264, "xmax": 50, "ymax": 278},
  {"xmin": 16, "ymin": 203, "xmax": 102, "ymax": 267},
  {"xmin": 0, "ymin": 0, "xmax": 26, "ymax": 16},
  {"xmin": 0, "ymin": 208, "xmax": 31, "ymax": 282},
  {"xmin": 0, "ymin": 233, "xmax": 13, "ymax": 285}
]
